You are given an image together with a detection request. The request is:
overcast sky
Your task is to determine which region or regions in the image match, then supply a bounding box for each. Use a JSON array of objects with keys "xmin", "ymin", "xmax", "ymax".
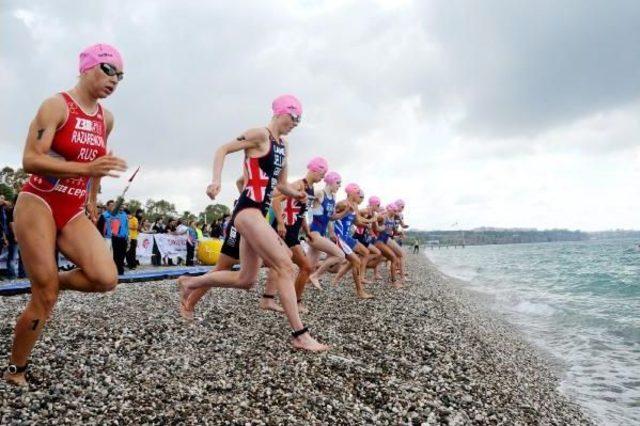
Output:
[{"xmin": 2, "ymin": 0, "xmax": 639, "ymax": 231}]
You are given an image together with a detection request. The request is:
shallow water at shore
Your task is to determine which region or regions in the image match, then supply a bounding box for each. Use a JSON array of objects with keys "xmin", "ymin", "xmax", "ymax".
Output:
[{"xmin": 425, "ymin": 238, "xmax": 640, "ymax": 425}]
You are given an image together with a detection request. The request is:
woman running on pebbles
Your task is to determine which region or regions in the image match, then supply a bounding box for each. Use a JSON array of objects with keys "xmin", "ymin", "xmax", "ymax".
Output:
[
  {"xmin": 305, "ymin": 171, "xmax": 345, "ymax": 289},
  {"xmin": 4, "ymin": 44, "xmax": 128, "ymax": 386},
  {"xmin": 375, "ymin": 202, "xmax": 404, "ymax": 287},
  {"xmin": 182, "ymin": 177, "xmax": 286, "ymax": 318},
  {"xmin": 388, "ymin": 199, "xmax": 409, "ymax": 281},
  {"xmin": 331, "ymin": 183, "xmax": 374, "ymax": 299},
  {"xmin": 178, "ymin": 95, "xmax": 328, "ymax": 352},
  {"xmin": 266, "ymin": 157, "xmax": 329, "ymax": 313},
  {"xmin": 354, "ymin": 195, "xmax": 384, "ymax": 283}
]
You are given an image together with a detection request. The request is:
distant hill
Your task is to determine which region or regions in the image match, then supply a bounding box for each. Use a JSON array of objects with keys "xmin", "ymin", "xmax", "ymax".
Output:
[
  {"xmin": 406, "ymin": 228, "xmax": 589, "ymax": 246},
  {"xmin": 588, "ymin": 230, "xmax": 640, "ymax": 239}
]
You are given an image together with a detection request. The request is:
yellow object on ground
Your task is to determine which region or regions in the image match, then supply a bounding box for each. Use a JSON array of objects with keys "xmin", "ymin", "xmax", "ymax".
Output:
[{"xmin": 197, "ymin": 238, "xmax": 222, "ymax": 265}]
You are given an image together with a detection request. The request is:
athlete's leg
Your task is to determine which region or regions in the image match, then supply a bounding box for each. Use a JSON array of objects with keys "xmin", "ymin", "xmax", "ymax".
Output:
[
  {"xmin": 233, "ymin": 210, "xmax": 328, "ymax": 351},
  {"xmin": 4, "ymin": 195, "xmax": 59, "ymax": 385},
  {"xmin": 353, "ymin": 243, "xmax": 374, "ymax": 298},
  {"xmin": 307, "ymin": 232, "xmax": 344, "ymax": 288},
  {"xmin": 181, "ymin": 254, "xmax": 238, "ymax": 320},
  {"xmin": 365, "ymin": 244, "xmax": 382, "ymax": 280},
  {"xmin": 305, "ymin": 244, "xmax": 323, "ymax": 289},
  {"xmin": 259, "ymin": 269, "xmax": 284, "ymax": 313},
  {"xmin": 179, "ymin": 216, "xmax": 267, "ymax": 302},
  {"xmin": 291, "ymin": 245, "xmax": 313, "ymax": 313},
  {"xmin": 387, "ymin": 239, "xmax": 407, "ymax": 283},
  {"xmin": 376, "ymin": 241, "xmax": 399, "ymax": 286},
  {"xmin": 332, "ymin": 255, "xmax": 355, "ymax": 285},
  {"xmin": 354, "ymin": 243, "xmax": 371, "ymax": 284},
  {"xmin": 56, "ymin": 216, "xmax": 119, "ymax": 293}
]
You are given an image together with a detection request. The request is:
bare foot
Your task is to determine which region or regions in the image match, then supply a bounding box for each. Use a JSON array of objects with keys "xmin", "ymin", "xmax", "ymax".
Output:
[
  {"xmin": 290, "ymin": 333, "xmax": 330, "ymax": 352},
  {"xmin": 362, "ymin": 278, "xmax": 372, "ymax": 285},
  {"xmin": 374, "ymin": 274, "xmax": 382, "ymax": 281},
  {"xmin": 298, "ymin": 302, "xmax": 309, "ymax": 314},
  {"xmin": 259, "ymin": 298, "xmax": 284, "ymax": 313},
  {"xmin": 331, "ymin": 278, "xmax": 340, "ymax": 287},
  {"xmin": 3, "ymin": 370, "xmax": 27, "ymax": 387},
  {"xmin": 357, "ymin": 291, "xmax": 375, "ymax": 300},
  {"xmin": 309, "ymin": 274, "xmax": 322, "ymax": 290},
  {"xmin": 177, "ymin": 276, "xmax": 195, "ymax": 321}
]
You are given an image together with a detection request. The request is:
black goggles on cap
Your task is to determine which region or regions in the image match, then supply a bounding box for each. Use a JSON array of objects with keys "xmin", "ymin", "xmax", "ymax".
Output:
[{"xmin": 99, "ymin": 63, "xmax": 124, "ymax": 81}]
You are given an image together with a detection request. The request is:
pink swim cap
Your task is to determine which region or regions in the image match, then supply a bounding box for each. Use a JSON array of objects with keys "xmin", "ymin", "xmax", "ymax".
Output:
[
  {"xmin": 369, "ymin": 196, "xmax": 381, "ymax": 207},
  {"xmin": 395, "ymin": 199, "xmax": 405, "ymax": 208},
  {"xmin": 272, "ymin": 94, "xmax": 303, "ymax": 117},
  {"xmin": 324, "ymin": 171, "xmax": 341, "ymax": 185},
  {"xmin": 79, "ymin": 43, "xmax": 123, "ymax": 74},
  {"xmin": 307, "ymin": 157, "xmax": 329, "ymax": 174},
  {"xmin": 345, "ymin": 183, "xmax": 361, "ymax": 196},
  {"xmin": 386, "ymin": 202, "xmax": 398, "ymax": 212}
]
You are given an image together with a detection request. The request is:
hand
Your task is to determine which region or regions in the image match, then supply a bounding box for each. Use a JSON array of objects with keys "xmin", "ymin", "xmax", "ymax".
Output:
[
  {"xmin": 294, "ymin": 191, "xmax": 307, "ymax": 203},
  {"xmin": 87, "ymin": 151, "xmax": 128, "ymax": 177},
  {"xmin": 277, "ymin": 222, "xmax": 286, "ymax": 238},
  {"xmin": 206, "ymin": 181, "xmax": 221, "ymax": 200},
  {"xmin": 87, "ymin": 202, "xmax": 98, "ymax": 222},
  {"xmin": 307, "ymin": 232, "xmax": 315, "ymax": 243}
]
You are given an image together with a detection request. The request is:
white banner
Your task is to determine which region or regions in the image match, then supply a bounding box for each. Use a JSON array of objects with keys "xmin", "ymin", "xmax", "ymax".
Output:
[
  {"xmin": 136, "ymin": 233, "xmax": 155, "ymax": 258},
  {"xmin": 154, "ymin": 233, "xmax": 188, "ymax": 259}
]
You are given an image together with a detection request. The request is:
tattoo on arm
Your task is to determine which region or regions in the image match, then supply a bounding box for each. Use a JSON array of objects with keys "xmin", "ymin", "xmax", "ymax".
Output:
[
  {"xmin": 37, "ymin": 129, "xmax": 45, "ymax": 140},
  {"xmin": 236, "ymin": 135, "xmax": 246, "ymax": 141},
  {"xmin": 31, "ymin": 319, "xmax": 40, "ymax": 330}
]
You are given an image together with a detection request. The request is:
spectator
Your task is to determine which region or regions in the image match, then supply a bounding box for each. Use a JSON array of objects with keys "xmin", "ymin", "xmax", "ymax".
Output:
[
  {"xmin": 202, "ymin": 222, "xmax": 212, "ymax": 238},
  {"xmin": 3, "ymin": 198, "xmax": 17, "ymax": 279},
  {"xmin": 126, "ymin": 208, "xmax": 139, "ymax": 270},
  {"xmin": 0, "ymin": 195, "xmax": 6, "ymax": 264},
  {"xmin": 186, "ymin": 220, "xmax": 199, "ymax": 266},
  {"xmin": 140, "ymin": 218, "xmax": 152, "ymax": 233},
  {"xmin": 96, "ymin": 200, "xmax": 115, "ymax": 251},
  {"xmin": 110, "ymin": 201, "xmax": 129, "ymax": 275},
  {"xmin": 193, "ymin": 220, "xmax": 204, "ymax": 241},
  {"xmin": 152, "ymin": 218, "xmax": 165, "ymax": 234}
]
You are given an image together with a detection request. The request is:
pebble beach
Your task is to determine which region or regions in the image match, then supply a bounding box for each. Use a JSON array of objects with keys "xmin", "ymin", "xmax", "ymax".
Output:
[{"xmin": 0, "ymin": 254, "xmax": 593, "ymax": 424}]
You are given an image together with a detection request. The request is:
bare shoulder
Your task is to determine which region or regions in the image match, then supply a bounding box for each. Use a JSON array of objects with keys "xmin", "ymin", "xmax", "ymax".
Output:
[
  {"xmin": 103, "ymin": 108, "xmax": 115, "ymax": 131},
  {"xmin": 240, "ymin": 127, "xmax": 269, "ymax": 143},
  {"xmin": 37, "ymin": 94, "xmax": 67, "ymax": 123},
  {"xmin": 293, "ymin": 178, "xmax": 305, "ymax": 190}
]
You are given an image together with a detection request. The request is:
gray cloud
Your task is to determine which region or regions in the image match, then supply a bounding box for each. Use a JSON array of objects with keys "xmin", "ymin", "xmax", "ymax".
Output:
[
  {"xmin": 2, "ymin": 0, "xmax": 639, "ymax": 230},
  {"xmin": 420, "ymin": 0, "xmax": 640, "ymax": 138}
]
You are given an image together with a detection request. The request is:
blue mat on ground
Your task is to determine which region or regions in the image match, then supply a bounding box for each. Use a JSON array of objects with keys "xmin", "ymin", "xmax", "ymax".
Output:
[{"xmin": 0, "ymin": 266, "xmax": 218, "ymax": 297}]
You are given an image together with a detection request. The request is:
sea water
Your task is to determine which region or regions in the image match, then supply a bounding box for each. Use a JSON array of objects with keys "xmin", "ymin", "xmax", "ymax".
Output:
[{"xmin": 424, "ymin": 238, "xmax": 639, "ymax": 425}]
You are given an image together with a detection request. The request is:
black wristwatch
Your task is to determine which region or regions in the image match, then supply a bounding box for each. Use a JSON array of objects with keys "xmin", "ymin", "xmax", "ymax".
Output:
[{"xmin": 7, "ymin": 364, "xmax": 28, "ymax": 374}]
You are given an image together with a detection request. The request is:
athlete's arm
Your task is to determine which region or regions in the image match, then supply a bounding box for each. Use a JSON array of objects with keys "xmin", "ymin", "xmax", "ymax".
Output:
[
  {"xmin": 354, "ymin": 207, "xmax": 373, "ymax": 226},
  {"xmin": 328, "ymin": 220, "xmax": 337, "ymax": 241},
  {"xmin": 313, "ymin": 189, "xmax": 324, "ymax": 208},
  {"xmin": 275, "ymin": 140, "xmax": 305, "ymax": 200},
  {"xmin": 302, "ymin": 216, "xmax": 313, "ymax": 242},
  {"xmin": 207, "ymin": 128, "xmax": 265, "ymax": 199},
  {"xmin": 330, "ymin": 201, "xmax": 350, "ymax": 221},
  {"xmin": 87, "ymin": 110, "xmax": 115, "ymax": 218},
  {"xmin": 271, "ymin": 189, "xmax": 287, "ymax": 228},
  {"xmin": 22, "ymin": 97, "xmax": 126, "ymax": 178},
  {"xmin": 235, "ymin": 175, "xmax": 245, "ymax": 193}
]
